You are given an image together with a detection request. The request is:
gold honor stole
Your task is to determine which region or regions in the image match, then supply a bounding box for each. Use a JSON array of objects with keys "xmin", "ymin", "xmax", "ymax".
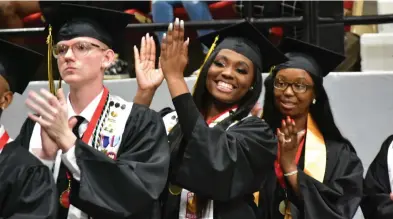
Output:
[{"xmin": 282, "ymin": 114, "xmax": 327, "ymax": 218}]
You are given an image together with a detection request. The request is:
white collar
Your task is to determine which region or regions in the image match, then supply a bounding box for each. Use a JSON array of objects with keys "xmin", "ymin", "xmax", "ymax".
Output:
[
  {"xmin": 67, "ymin": 89, "xmax": 104, "ymax": 122},
  {"xmin": 0, "ymin": 124, "xmax": 6, "ymax": 137}
]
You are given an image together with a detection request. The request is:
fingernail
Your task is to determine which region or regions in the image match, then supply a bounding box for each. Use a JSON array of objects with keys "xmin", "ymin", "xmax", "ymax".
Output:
[
  {"xmin": 163, "ymin": 33, "xmax": 166, "ymax": 39},
  {"xmin": 175, "ymin": 17, "xmax": 179, "ymax": 25},
  {"xmin": 142, "ymin": 36, "xmax": 145, "ymax": 41},
  {"xmin": 287, "ymin": 116, "xmax": 290, "ymax": 121},
  {"xmin": 147, "ymin": 33, "xmax": 149, "ymax": 38},
  {"xmin": 180, "ymin": 20, "xmax": 184, "ymax": 28},
  {"xmin": 292, "ymin": 119, "xmax": 295, "ymax": 123},
  {"xmin": 168, "ymin": 23, "xmax": 173, "ymax": 31}
]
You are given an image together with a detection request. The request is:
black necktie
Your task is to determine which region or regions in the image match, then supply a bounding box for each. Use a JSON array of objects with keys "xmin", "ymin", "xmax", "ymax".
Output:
[
  {"xmin": 57, "ymin": 115, "xmax": 85, "ymax": 219},
  {"xmin": 72, "ymin": 116, "xmax": 86, "ymax": 138}
]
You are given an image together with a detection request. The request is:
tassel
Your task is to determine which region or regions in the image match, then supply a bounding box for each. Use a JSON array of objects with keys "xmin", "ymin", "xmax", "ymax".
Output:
[
  {"xmin": 269, "ymin": 65, "xmax": 276, "ymax": 75},
  {"xmin": 46, "ymin": 25, "xmax": 62, "ymax": 95},
  {"xmin": 192, "ymin": 35, "xmax": 219, "ymax": 95},
  {"xmin": 46, "ymin": 25, "xmax": 55, "ymax": 94}
]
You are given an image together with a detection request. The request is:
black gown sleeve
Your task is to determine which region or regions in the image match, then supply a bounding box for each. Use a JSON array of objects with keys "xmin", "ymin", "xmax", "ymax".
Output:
[
  {"xmin": 1, "ymin": 160, "xmax": 57, "ymax": 219},
  {"xmin": 12, "ymin": 117, "xmax": 36, "ymax": 150},
  {"xmin": 361, "ymin": 135, "xmax": 393, "ymax": 219},
  {"xmin": 292, "ymin": 142, "xmax": 363, "ymax": 219},
  {"xmin": 68, "ymin": 104, "xmax": 170, "ymax": 218},
  {"xmin": 172, "ymin": 93, "xmax": 277, "ymax": 201}
]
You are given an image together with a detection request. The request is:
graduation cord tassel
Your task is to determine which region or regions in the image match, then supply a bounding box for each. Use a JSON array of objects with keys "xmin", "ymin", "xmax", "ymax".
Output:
[
  {"xmin": 192, "ymin": 35, "xmax": 219, "ymax": 95},
  {"xmin": 46, "ymin": 25, "xmax": 62, "ymax": 95}
]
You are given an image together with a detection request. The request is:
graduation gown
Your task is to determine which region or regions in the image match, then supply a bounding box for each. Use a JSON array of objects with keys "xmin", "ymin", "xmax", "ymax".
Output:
[
  {"xmin": 361, "ymin": 135, "xmax": 393, "ymax": 219},
  {"xmin": 0, "ymin": 141, "xmax": 57, "ymax": 219},
  {"xmin": 14, "ymin": 101, "xmax": 170, "ymax": 219},
  {"xmin": 258, "ymin": 139, "xmax": 363, "ymax": 219},
  {"xmin": 160, "ymin": 93, "xmax": 277, "ymax": 219}
]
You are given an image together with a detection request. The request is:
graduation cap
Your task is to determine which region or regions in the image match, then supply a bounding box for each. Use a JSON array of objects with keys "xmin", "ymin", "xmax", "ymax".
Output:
[
  {"xmin": 0, "ymin": 39, "xmax": 43, "ymax": 94},
  {"xmin": 277, "ymin": 37, "xmax": 346, "ymax": 78},
  {"xmin": 198, "ymin": 20, "xmax": 287, "ymax": 73},
  {"xmin": 43, "ymin": 3, "xmax": 132, "ymax": 47},
  {"xmin": 41, "ymin": 3, "xmax": 132, "ymax": 94}
]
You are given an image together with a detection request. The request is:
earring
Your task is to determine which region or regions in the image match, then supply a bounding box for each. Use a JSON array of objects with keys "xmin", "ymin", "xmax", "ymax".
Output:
[
  {"xmin": 312, "ymin": 99, "xmax": 316, "ymax": 104},
  {"xmin": 249, "ymin": 86, "xmax": 254, "ymax": 91}
]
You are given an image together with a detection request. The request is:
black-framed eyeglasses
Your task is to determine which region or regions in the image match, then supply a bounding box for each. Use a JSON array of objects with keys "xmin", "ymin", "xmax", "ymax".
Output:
[
  {"xmin": 53, "ymin": 41, "xmax": 106, "ymax": 59},
  {"xmin": 273, "ymin": 79, "xmax": 313, "ymax": 94}
]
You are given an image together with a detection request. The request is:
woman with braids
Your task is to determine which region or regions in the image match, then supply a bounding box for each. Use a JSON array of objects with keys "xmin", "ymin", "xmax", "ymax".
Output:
[
  {"xmin": 133, "ymin": 19, "xmax": 287, "ymax": 219},
  {"xmin": 258, "ymin": 37, "xmax": 363, "ymax": 219}
]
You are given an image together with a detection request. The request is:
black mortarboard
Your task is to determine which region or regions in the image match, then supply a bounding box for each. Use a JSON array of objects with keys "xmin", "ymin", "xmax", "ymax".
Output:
[
  {"xmin": 42, "ymin": 3, "xmax": 132, "ymax": 48},
  {"xmin": 276, "ymin": 37, "xmax": 346, "ymax": 78},
  {"xmin": 0, "ymin": 39, "xmax": 43, "ymax": 94},
  {"xmin": 198, "ymin": 20, "xmax": 287, "ymax": 72}
]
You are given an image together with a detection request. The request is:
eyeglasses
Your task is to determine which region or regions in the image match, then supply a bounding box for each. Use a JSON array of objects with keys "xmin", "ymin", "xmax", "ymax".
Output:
[
  {"xmin": 53, "ymin": 41, "xmax": 106, "ymax": 59},
  {"xmin": 273, "ymin": 79, "xmax": 313, "ymax": 94}
]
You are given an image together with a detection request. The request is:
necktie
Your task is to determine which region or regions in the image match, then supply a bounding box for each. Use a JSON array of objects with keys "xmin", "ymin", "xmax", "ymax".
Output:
[
  {"xmin": 72, "ymin": 116, "xmax": 86, "ymax": 138},
  {"xmin": 57, "ymin": 116, "xmax": 85, "ymax": 219}
]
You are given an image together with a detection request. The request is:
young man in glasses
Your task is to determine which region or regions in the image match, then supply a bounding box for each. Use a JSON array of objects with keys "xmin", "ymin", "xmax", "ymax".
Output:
[{"xmin": 16, "ymin": 3, "xmax": 170, "ymax": 219}]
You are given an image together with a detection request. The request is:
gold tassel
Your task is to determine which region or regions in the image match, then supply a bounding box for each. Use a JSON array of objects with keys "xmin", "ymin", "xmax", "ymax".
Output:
[
  {"xmin": 192, "ymin": 35, "xmax": 219, "ymax": 95},
  {"xmin": 46, "ymin": 25, "xmax": 55, "ymax": 94},
  {"xmin": 269, "ymin": 65, "xmax": 276, "ymax": 75},
  {"xmin": 46, "ymin": 25, "xmax": 62, "ymax": 95}
]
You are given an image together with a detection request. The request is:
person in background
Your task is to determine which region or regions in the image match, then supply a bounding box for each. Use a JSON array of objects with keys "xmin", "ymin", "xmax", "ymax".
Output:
[
  {"xmin": 0, "ymin": 38, "xmax": 57, "ymax": 219},
  {"xmin": 151, "ymin": 0, "xmax": 213, "ymax": 53},
  {"xmin": 361, "ymin": 135, "xmax": 393, "ymax": 218}
]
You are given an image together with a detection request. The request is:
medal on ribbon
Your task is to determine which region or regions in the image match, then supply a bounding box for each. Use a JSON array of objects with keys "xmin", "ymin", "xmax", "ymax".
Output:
[
  {"xmin": 59, "ymin": 171, "xmax": 72, "ymax": 208},
  {"xmin": 169, "ymin": 183, "xmax": 182, "ymax": 195}
]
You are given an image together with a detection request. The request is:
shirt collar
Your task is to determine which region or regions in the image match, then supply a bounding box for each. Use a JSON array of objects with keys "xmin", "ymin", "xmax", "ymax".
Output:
[
  {"xmin": 67, "ymin": 89, "xmax": 104, "ymax": 122},
  {"xmin": 0, "ymin": 124, "xmax": 5, "ymax": 137}
]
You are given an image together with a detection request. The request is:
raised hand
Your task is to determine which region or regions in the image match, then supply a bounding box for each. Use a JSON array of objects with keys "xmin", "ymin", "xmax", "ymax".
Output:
[
  {"xmin": 160, "ymin": 17, "xmax": 189, "ymax": 81},
  {"xmin": 134, "ymin": 33, "xmax": 164, "ymax": 91},
  {"xmin": 277, "ymin": 116, "xmax": 305, "ymax": 172}
]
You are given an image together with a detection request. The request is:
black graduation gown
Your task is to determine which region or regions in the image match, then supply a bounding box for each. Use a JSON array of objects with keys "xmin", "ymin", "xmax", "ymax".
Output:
[
  {"xmin": 361, "ymin": 135, "xmax": 393, "ymax": 219},
  {"xmin": 258, "ymin": 139, "xmax": 363, "ymax": 219},
  {"xmin": 0, "ymin": 141, "xmax": 57, "ymax": 219},
  {"xmin": 14, "ymin": 104, "xmax": 170, "ymax": 219},
  {"xmin": 161, "ymin": 93, "xmax": 278, "ymax": 219}
]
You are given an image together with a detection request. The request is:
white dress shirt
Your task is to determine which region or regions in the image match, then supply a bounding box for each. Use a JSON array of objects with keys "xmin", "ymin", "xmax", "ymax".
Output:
[{"xmin": 29, "ymin": 89, "xmax": 104, "ymax": 219}]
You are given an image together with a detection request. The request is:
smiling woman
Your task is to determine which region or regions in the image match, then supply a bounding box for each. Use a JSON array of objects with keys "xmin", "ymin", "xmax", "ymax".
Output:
[
  {"xmin": 273, "ymin": 68, "xmax": 315, "ymax": 117},
  {"xmin": 206, "ymin": 49, "xmax": 255, "ymax": 105},
  {"xmin": 259, "ymin": 37, "xmax": 363, "ymax": 219},
  {"xmin": 133, "ymin": 20, "xmax": 288, "ymax": 219}
]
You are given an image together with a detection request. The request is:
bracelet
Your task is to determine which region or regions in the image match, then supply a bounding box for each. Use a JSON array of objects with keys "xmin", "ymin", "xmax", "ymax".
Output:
[{"xmin": 284, "ymin": 170, "xmax": 298, "ymax": 177}]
